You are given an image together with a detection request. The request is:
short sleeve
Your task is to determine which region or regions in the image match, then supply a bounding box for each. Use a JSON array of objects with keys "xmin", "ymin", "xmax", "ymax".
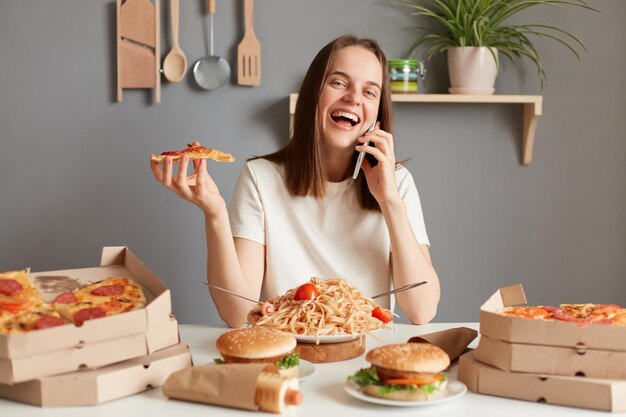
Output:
[
  {"xmin": 396, "ymin": 167, "xmax": 430, "ymax": 247},
  {"xmin": 229, "ymin": 162, "xmax": 266, "ymax": 245}
]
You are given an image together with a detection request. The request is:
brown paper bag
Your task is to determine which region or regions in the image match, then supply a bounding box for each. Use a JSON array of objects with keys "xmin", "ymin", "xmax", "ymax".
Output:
[
  {"xmin": 407, "ymin": 327, "xmax": 478, "ymax": 362},
  {"xmin": 163, "ymin": 363, "xmax": 268, "ymax": 410}
]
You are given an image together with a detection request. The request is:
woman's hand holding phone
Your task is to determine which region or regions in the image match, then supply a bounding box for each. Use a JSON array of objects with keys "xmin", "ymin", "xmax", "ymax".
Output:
[{"xmin": 355, "ymin": 122, "xmax": 401, "ymax": 205}]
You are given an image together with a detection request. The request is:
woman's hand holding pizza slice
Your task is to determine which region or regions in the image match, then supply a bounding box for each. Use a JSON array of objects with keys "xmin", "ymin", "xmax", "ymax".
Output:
[{"xmin": 150, "ymin": 141, "xmax": 236, "ymax": 216}]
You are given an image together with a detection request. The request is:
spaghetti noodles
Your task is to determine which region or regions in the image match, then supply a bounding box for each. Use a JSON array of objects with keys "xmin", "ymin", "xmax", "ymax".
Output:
[{"xmin": 247, "ymin": 278, "xmax": 389, "ymax": 338}]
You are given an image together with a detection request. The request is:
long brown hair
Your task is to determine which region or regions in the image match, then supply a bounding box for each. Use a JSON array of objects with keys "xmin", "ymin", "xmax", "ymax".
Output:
[{"xmin": 260, "ymin": 34, "xmax": 393, "ymax": 211}]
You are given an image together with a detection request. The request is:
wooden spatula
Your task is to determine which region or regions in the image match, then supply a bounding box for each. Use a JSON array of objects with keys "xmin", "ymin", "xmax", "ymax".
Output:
[{"xmin": 237, "ymin": 0, "xmax": 261, "ymax": 86}]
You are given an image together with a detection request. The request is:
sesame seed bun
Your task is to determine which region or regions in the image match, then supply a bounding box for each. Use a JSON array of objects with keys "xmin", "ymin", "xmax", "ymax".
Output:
[
  {"xmin": 366, "ymin": 343, "xmax": 450, "ymax": 373},
  {"xmin": 216, "ymin": 327, "xmax": 297, "ymax": 361}
]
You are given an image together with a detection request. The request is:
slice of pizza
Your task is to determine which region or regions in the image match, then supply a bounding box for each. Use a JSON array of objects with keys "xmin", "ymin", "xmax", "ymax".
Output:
[
  {"xmin": 559, "ymin": 303, "xmax": 596, "ymax": 320},
  {"xmin": 0, "ymin": 268, "xmax": 43, "ymax": 314},
  {"xmin": 0, "ymin": 304, "xmax": 66, "ymax": 334},
  {"xmin": 499, "ymin": 305, "xmax": 583, "ymax": 323},
  {"xmin": 549, "ymin": 303, "xmax": 620, "ymax": 328},
  {"xmin": 151, "ymin": 143, "xmax": 235, "ymax": 163},
  {"xmin": 499, "ymin": 303, "xmax": 626, "ymax": 328},
  {"xmin": 569, "ymin": 303, "xmax": 625, "ymax": 327},
  {"xmin": 499, "ymin": 305, "xmax": 553, "ymax": 320},
  {"xmin": 52, "ymin": 277, "xmax": 146, "ymax": 326}
]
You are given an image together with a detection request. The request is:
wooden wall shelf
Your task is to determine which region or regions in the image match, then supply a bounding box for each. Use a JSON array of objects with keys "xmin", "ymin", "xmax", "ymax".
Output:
[{"xmin": 289, "ymin": 93, "xmax": 543, "ymax": 165}]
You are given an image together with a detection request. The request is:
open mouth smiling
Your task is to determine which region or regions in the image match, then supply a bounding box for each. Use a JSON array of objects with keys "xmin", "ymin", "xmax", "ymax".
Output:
[{"xmin": 330, "ymin": 110, "xmax": 360, "ymax": 128}]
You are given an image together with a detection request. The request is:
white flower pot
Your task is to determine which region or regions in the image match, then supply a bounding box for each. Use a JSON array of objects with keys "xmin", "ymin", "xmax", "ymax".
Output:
[{"xmin": 447, "ymin": 47, "xmax": 498, "ymax": 95}]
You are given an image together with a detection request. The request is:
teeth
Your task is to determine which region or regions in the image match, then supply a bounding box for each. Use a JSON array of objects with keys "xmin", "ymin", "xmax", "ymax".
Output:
[{"xmin": 331, "ymin": 111, "xmax": 359, "ymax": 124}]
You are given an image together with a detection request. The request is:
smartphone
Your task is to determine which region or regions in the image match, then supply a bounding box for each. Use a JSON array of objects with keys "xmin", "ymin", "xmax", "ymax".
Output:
[{"xmin": 352, "ymin": 121, "xmax": 377, "ymax": 179}]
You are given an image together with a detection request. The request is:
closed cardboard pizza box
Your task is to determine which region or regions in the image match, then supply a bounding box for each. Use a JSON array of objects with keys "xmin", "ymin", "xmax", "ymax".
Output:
[
  {"xmin": 0, "ymin": 247, "xmax": 177, "ymax": 384},
  {"xmin": 458, "ymin": 351, "xmax": 626, "ymax": 412},
  {"xmin": 0, "ymin": 316, "xmax": 180, "ymax": 385},
  {"xmin": 480, "ymin": 284, "xmax": 626, "ymax": 351},
  {"xmin": 475, "ymin": 335, "xmax": 626, "ymax": 379},
  {"xmin": 0, "ymin": 342, "xmax": 192, "ymax": 407}
]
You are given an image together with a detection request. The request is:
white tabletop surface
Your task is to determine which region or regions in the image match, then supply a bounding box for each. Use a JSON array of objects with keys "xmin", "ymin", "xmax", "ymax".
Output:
[{"xmin": 0, "ymin": 322, "xmax": 621, "ymax": 416}]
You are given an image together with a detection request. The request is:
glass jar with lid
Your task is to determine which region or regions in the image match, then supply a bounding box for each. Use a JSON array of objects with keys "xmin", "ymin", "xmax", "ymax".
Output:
[{"xmin": 388, "ymin": 59, "xmax": 425, "ymax": 94}]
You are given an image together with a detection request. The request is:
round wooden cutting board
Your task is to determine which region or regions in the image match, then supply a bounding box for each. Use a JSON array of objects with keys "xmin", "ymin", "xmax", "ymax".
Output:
[{"xmin": 294, "ymin": 337, "xmax": 366, "ymax": 363}]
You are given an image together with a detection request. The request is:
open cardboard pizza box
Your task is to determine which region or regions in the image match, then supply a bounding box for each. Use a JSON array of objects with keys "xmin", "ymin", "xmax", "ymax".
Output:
[
  {"xmin": 0, "ymin": 342, "xmax": 192, "ymax": 407},
  {"xmin": 475, "ymin": 335, "xmax": 626, "ymax": 379},
  {"xmin": 0, "ymin": 247, "xmax": 178, "ymax": 384},
  {"xmin": 458, "ymin": 351, "xmax": 626, "ymax": 412},
  {"xmin": 480, "ymin": 284, "xmax": 626, "ymax": 351}
]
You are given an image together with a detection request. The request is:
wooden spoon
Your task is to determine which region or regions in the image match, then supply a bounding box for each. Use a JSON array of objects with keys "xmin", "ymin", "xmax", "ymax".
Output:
[{"xmin": 163, "ymin": 0, "xmax": 187, "ymax": 83}]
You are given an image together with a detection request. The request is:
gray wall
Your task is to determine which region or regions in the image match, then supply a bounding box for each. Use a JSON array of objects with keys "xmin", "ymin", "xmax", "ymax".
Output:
[{"xmin": 1, "ymin": 0, "xmax": 624, "ymax": 325}]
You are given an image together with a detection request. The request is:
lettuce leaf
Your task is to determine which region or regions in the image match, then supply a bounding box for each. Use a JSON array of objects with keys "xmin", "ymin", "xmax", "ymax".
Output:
[
  {"xmin": 275, "ymin": 353, "xmax": 300, "ymax": 369},
  {"xmin": 347, "ymin": 367, "xmax": 381, "ymax": 387},
  {"xmin": 348, "ymin": 367, "xmax": 447, "ymax": 395}
]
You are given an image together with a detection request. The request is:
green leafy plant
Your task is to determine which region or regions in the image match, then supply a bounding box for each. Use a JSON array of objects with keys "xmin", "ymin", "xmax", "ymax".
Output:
[
  {"xmin": 275, "ymin": 353, "xmax": 300, "ymax": 369},
  {"xmin": 393, "ymin": 0, "xmax": 598, "ymax": 85}
]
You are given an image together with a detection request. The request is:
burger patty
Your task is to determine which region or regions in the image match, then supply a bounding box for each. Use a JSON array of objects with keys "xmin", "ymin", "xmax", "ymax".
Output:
[
  {"xmin": 222, "ymin": 353, "xmax": 289, "ymax": 364},
  {"xmin": 375, "ymin": 365, "xmax": 439, "ymax": 384}
]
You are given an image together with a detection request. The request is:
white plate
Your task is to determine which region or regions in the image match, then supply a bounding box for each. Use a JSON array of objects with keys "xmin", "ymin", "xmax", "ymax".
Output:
[
  {"xmin": 344, "ymin": 380, "xmax": 467, "ymax": 407},
  {"xmin": 291, "ymin": 328, "xmax": 386, "ymax": 344},
  {"xmin": 293, "ymin": 334, "xmax": 362, "ymax": 344},
  {"xmin": 298, "ymin": 360, "xmax": 315, "ymax": 380}
]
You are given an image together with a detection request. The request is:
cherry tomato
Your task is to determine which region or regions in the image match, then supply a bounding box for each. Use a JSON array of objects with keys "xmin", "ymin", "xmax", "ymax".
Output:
[
  {"xmin": 372, "ymin": 306, "xmax": 393, "ymax": 323},
  {"xmin": 260, "ymin": 301, "xmax": 276, "ymax": 316},
  {"xmin": 294, "ymin": 283, "xmax": 319, "ymax": 301}
]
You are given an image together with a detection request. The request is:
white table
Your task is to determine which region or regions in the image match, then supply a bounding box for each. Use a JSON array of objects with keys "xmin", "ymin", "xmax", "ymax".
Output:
[{"xmin": 0, "ymin": 323, "xmax": 620, "ymax": 416}]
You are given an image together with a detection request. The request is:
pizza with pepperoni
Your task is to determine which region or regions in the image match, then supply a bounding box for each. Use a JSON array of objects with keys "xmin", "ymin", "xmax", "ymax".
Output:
[
  {"xmin": 52, "ymin": 277, "xmax": 146, "ymax": 326},
  {"xmin": 499, "ymin": 303, "xmax": 626, "ymax": 328},
  {"xmin": 0, "ymin": 270, "xmax": 147, "ymax": 333}
]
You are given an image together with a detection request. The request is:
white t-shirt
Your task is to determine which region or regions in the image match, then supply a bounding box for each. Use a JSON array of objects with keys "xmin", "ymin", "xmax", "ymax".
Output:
[{"xmin": 228, "ymin": 158, "xmax": 429, "ymax": 309}]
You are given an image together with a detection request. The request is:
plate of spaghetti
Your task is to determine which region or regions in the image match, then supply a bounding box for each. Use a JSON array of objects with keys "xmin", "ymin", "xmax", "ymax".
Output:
[{"xmin": 247, "ymin": 278, "xmax": 392, "ymax": 344}]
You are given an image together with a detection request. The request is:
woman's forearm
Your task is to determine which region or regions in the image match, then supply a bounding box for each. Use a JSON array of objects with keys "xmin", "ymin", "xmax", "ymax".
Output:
[
  {"xmin": 204, "ymin": 203, "xmax": 262, "ymax": 327},
  {"xmin": 380, "ymin": 198, "xmax": 440, "ymax": 324}
]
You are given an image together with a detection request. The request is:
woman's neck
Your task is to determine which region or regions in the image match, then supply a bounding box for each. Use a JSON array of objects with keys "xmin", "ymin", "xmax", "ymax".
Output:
[{"xmin": 323, "ymin": 148, "xmax": 354, "ymax": 182}]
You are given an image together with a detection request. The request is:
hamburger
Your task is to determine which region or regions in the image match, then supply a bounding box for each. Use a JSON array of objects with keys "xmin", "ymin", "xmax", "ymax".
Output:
[
  {"xmin": 215, "ymin": 327, "xmax": 300, "ymax": 378},
  {"xmin": 348, "ymin": 343, "xmax": 450, "ymax": 401}
]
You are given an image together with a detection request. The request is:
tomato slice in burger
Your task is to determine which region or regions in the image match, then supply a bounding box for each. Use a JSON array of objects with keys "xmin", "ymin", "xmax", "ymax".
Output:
[
  {"xmin": 385, "ymin": 374, "xmax": 445, "ymax": 386},
  {"xmin": 294, "ymin": 283, "xmax": 318, "ymax": 301},
  {"xmin": 372, "ymin": 306, "xmax": 393, "ymax": 323}
]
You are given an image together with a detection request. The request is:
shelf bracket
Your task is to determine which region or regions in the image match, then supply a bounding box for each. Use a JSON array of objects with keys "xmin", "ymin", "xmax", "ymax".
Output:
[{"xmin": 522, "ymin": 100, "xmax": 542, "ymax": 165}]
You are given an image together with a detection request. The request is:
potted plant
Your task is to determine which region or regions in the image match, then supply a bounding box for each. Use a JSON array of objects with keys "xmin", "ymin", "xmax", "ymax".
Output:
[{"xmin": 393, "ymin": 0, "xmax": 598, "ymax": 94}]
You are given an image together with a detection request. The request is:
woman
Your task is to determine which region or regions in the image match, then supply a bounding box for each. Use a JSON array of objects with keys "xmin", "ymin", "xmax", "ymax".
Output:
[{"xmin": 151, "ymin": 35, "xmax": 440, "ymax": 327}]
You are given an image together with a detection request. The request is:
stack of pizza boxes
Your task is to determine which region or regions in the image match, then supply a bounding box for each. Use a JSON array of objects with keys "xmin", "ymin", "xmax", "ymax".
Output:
[
  {"xmin": 0, "ymin": 247, "xmax": 192, "ymax": 407},
  {"xmin": 458, "ymin": 284, "xmax": 626, "ymax": 412}
]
